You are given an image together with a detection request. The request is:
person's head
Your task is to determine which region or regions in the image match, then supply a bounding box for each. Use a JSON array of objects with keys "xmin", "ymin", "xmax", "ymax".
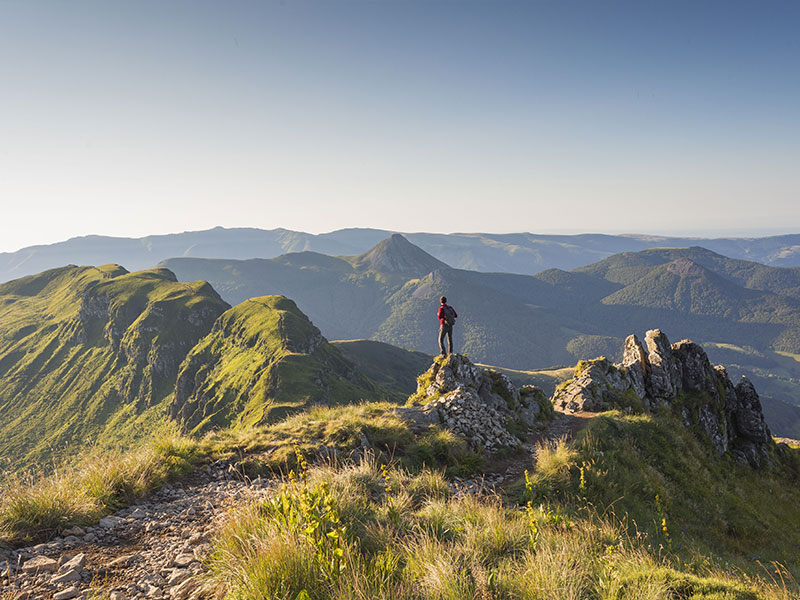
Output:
[{"xmin": 440, "ymin": 296, "xmax": 447, "ymax": 305}]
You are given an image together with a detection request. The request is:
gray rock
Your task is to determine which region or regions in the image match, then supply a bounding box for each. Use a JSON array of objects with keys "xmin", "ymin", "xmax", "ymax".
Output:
[
  {"xmin": 644, "ymin": 329, "xmax": 681, "ymax": 398},
  {"xmin": 22, "ymin": 556, "xmax": 58, "ymax": 574},
  {"xmin": 53, "ymin": 587, "xmax": 79, "ymax": 600},
  {"xmin": 621, "ymin": 334, "xmax": 648, "ymax": 400},
  {"xmin": 173, "ymin": 554, "xmax": 196, "ymax": 568},
  {"xmin": 60, "ymin": 553, "xmax": 86, "ymax": 572},
  {"xmin": 51, "ymin": 568, "xmax": 81, "ymax": 584},
  {"xmin": 99, "ymin": 516, "xmax": 125, "ymax": 529}
]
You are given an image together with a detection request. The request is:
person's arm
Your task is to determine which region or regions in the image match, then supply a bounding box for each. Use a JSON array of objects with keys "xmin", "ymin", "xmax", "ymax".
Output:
[
  {"xmin": 438, "ymin": 306, "xmax": 444, "ymax": 321},
  {"xmin": 453, "ymin": 308, "xmax": 458, "ymax": 318}
]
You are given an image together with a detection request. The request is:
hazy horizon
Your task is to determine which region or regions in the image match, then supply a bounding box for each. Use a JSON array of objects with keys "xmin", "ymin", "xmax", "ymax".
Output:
[
  {"xmin": 4, "ymin": 224, "xmax": 800, "ymax": 255},
  {"xmin": 2, "ymin": 0, "xmax": 799, "ymax": 252}
]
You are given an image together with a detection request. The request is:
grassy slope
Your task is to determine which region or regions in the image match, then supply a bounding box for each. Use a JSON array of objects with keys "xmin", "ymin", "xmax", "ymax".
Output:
[
  {"xmin": 0, "ymin": 265, "xmax": 228, "ymax": 469},
  {"xmin": 172, "ymin": 296, "xmax": 384, "ymax": 435},
  {"xmin": 514, "ymin": 409, "xmax": 800, "ymax": 575},
  {"xmin": 331, "ymin": 339, "xmax": 432, "ymax": 399}
]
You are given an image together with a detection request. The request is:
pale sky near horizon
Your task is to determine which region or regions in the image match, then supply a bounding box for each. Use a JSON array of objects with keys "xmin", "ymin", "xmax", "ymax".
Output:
[{"xmin": 1, "ymin": 0, "xmax": 799, "ymax": 252}]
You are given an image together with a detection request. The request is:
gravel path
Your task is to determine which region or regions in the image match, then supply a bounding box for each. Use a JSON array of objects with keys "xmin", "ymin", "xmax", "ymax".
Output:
[{"xmin": 1, "ymin": 461, "xmax": 272, "ymax": 600}]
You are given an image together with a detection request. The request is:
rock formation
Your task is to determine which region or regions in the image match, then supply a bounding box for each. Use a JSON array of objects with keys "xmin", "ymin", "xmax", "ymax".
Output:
[
  {"xmin": 402, "ymin": 354, "xmax": 552, "ymax": 452},
  {"xmin": 552, "ymin": 329, "xmax": 773, "ymax": 467}
]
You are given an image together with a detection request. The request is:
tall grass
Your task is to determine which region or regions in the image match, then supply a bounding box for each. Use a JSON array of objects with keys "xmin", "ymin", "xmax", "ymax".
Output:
[
  {"xmin": 206, "ymin": 458, "xmax": 793, "ymax": 600},
  {"xmin": 0, "ymin": 431, "xmax": 203, "ymax": 544}
]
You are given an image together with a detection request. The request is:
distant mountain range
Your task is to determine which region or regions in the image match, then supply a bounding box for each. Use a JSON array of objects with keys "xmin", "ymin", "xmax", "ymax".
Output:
[
  {"xmin": 3, "ymin": 226, "xmax": 800, "ymax": 283},
  {"xmin": 162, "ymin": 236, "xmax": 800, "ymax": 437}
]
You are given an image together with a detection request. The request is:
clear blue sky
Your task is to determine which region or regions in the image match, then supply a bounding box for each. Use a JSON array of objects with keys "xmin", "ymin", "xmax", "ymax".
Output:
[{"xmin": 1, "ymin": 0, "xmax": 798, "ymax": 252}]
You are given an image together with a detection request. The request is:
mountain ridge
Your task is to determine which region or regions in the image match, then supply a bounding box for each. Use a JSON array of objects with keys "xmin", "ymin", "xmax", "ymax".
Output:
[{"xmin": 5, "ymin": 226, "xmax": 800, "ymax": 283}]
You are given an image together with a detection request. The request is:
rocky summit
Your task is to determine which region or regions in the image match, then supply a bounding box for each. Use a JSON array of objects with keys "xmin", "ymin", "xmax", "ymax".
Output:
[
  {"xmin": 552, "ymin": 329, "xmax": 773, "ymax": 467},
  {"xmin": 403, "ymin": 354, "xmax": 553, "ymax": 452}
]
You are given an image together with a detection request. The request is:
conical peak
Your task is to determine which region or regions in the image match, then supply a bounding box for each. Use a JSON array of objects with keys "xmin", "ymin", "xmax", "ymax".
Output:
[
  {"xmin": 354, "ymin": 234, "xmax": 450, "ymax": 274},
  {"xmin": 666, "ymin": 257, "xmax": 705, "ymax": 277}
]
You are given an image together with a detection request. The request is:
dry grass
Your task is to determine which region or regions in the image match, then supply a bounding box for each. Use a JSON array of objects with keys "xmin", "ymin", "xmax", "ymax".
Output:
[
  {"xmin": 0, "ymin": 430, "xmax": 203, "ymax": 544},
  {"xmin": 205, "ymin": 459, "xmax": 793, "ymax": 600}
]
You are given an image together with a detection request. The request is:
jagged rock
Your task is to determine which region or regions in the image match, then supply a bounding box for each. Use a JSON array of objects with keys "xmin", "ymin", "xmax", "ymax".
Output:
[
  {"xmin": 551, "ymin": 328, "xmax": 775, "ymax": 468},
  {"xmin": 553, "ymin": 358, "xmax": 635, "ymax": 413},
  {"xmin": 622, "ymin": 334, "xmax": 649, "ymax": 401},
  {"xmin": 672, "ymin": 340, "xmax": 718, "ymax": 396},
  {"xmin": 732, "ymin": 378, "xmax": 770, "ymax": 444},
  {"xmin": 644, "ymin": 329, "xmax": 681, "ymax": 399},
  {"xmin": 402, "ymin": 354, "xmax": 550, "ymax": 451},
  {"xmin": 728, "ymin": 377, "xmax": 772, "ymax": 467}
]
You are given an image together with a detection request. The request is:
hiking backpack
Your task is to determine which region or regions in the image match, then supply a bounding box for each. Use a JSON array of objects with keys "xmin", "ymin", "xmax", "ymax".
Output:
[{"xmin": 443, "ymin": 305, "xmax": 457, "ymax": 326}]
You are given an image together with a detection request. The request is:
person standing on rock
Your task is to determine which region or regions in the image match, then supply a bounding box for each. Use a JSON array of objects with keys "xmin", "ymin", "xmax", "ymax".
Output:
[{"xmin": 437, "ymin": 296, "xmax": 458, "ymax": 356}]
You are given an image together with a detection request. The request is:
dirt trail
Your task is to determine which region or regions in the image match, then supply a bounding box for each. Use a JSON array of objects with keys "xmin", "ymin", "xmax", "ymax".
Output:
[{"xmin": 1, "ymin": 461, "xmax": 272, "ymax": 600}]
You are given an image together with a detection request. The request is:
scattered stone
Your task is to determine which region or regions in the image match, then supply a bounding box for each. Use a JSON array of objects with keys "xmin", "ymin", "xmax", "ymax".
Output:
[
  {"xmin": 130, "ymin": 508, "xmax": 147, "ymax": 519},
  {"xmin": 167, "ymin": 569, "xmax": 191, "ymax": 586},
  {"xmin": 99, "ymin": 515, "xmax": 125, "ymax": 528},
  {"xmin": 51, "ymin": 568, "xmax": 81, "ymax": 584},
  {"xmin": 173, "ymin": 554, "xmax": 196, "ymax": 568},
  {"xmin": 62, "ymin": 526, "xmax": 85, "ymax": 537},
  {"xmin": 109, "ymin": 554, "xmax": 141, "ymax": 568},
  {"xmin": 60, "ymin": 553, "xmax": 86, "ymax": 572},
  {"xmin": 53, "ymin": 587, "xmax": 79, "ymax": 600},
  {"xmin": 22, "ymin": 556, "xmax": 58, "ymax": 574}
]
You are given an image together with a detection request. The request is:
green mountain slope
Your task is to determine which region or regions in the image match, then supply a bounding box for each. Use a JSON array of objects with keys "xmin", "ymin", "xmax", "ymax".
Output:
[
  {"xmin": 171, "ymin": 296, "xmax": 381, "ymax": 434},
  {"xmin": 0, "ymin": 265, "xmax": 229, "ymax": 468},
  {"xmin": 577, "ymin": 246, "xmax": 800, "ymax": 298},
  {"xmin": 331, "ymin": 339, "xmax": 431, "ymax": 398}
]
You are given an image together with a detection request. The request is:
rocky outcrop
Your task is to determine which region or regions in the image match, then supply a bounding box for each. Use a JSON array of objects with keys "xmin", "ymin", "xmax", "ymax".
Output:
[
  {"xmin": 552, "ymin": 329, "xmax": 773, "ymax": 467},
  {"xmin": 402, "ymin": 354, "xmax": 551, "ymax": 452}
]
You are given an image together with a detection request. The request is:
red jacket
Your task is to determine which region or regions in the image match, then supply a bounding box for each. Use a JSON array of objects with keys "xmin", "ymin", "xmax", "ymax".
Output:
[{"xmin": 438, "ymin": 304, "xmax": 457, "ymax": 325}]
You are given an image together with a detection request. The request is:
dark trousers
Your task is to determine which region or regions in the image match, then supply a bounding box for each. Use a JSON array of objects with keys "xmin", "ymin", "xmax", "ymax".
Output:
[{"xmin": 439, "ymin": 323, "xmax": 453, "ymax": 354}]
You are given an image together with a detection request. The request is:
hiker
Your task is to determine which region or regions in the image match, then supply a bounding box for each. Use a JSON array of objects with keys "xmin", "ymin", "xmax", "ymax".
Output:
[{"xmin": 437, "ymin": 296, "xmax": 458, "ymax": 356}]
